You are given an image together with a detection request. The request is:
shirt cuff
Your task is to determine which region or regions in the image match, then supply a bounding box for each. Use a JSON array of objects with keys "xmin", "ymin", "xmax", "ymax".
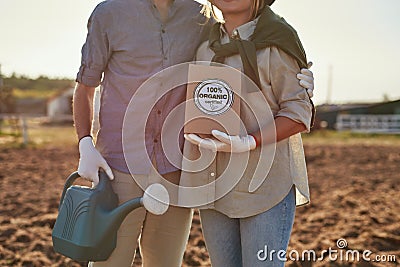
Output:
[
  {"xmin": 76, "ymin": 64, "xmax": 103, "ymax": 87},
  {"xmin": 276, "ymin": 99, "xmax": 313, "ymax": 133}
]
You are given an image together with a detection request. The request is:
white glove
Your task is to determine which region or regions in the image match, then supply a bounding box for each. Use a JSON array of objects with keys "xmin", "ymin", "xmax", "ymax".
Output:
[
  {"xmin": 184, "ymin": 130, "xmax": 256, "ymax": 153},
  {"xmin": 297, "ymin": 62, "xmax": 314, "ymax": 98},
  {"xmin": 78, "ymin": 136, "xmax": 114, "ymax": 186}
]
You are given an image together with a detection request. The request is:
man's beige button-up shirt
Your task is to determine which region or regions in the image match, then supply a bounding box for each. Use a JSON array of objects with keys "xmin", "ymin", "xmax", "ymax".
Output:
[{"xmin": 179, "ymin": 19, "xmax": 312, "ymax": 218}]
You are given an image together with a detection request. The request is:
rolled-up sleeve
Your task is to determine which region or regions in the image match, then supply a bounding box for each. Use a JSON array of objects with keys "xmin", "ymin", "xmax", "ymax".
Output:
[
  {"xmin": 76, "ymin": 3, "xmax": 111, "ymax": 87},
  {"xmin": 269, "ymin": 47, "xmax": 313, "ymax": 132}
]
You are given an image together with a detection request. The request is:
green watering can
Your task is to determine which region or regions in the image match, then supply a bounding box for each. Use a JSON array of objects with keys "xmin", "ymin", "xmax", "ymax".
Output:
[{"xmin": 52, "ymin": 171, "xmax": 169, "ymax": 262}]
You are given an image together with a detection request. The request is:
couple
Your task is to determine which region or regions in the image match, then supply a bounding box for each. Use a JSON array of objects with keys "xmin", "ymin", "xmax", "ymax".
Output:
[{"xmin": 73, "ymin": 0, "xmax": 314, "ymax": 266}]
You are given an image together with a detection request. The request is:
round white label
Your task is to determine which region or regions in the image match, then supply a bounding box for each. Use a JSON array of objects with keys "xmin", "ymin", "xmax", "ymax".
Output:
[{"xmin": 193, "ymin": 79, "xmax": 234, "ymax": 116}]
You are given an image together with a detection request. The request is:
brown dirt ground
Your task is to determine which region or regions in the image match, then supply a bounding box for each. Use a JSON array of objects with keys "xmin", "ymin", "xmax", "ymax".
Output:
[{"xmin": 0, "ymin": 143, "xmax": 399, "ymax": 267}]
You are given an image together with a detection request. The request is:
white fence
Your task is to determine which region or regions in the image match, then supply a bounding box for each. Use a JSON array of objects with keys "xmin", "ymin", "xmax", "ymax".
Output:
[
  {"xmin": 0, "ymin": 114, "xmax": 50, "ymax": 144},
  {"xmin": 336, "ymin": 114, "xmax": 400, "ymax": 134}
]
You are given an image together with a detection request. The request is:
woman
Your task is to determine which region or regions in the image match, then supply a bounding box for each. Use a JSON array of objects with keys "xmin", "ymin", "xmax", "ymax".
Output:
[{"xmin": 182, "ymin": 0, "xmax": 313, "ymax": 266}]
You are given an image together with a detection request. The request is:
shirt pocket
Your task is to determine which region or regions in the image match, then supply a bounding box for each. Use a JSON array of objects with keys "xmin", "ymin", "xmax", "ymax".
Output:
[{"xmin": 111, "ymin": 28, "xmax": 162, "ymax": 68}]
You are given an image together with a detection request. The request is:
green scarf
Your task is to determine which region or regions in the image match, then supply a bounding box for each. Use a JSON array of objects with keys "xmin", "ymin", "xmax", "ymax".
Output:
[{"xmin": 209, "ymin": 5, "xmax": 315, "ymax": 126}]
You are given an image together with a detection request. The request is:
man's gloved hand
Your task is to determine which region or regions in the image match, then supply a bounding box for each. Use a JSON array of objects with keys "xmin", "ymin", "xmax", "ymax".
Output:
[
  {"xmin": 78, "ymin": 136, "xmax": 114, "ymax": 186},
  {"xmin": 297, "ymin": 62, "xmax": 314, "ymax": 98},
  {"xmin": 184, "ymin": 130, "xmax": 256, "ymax": 153}
]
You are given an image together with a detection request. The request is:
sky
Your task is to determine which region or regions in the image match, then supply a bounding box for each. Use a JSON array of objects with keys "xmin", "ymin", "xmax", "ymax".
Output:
[{"xmin": 0, "ymin": 0, "xmax": 399, "ymax": 105}]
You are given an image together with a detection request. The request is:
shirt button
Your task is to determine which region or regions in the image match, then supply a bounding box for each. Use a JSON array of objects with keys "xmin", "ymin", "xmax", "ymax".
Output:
[
  {"xmin": 154, "ymin": 139, "xmax": 158, "ymax": 143},
  {"xmin": 232, "ymin": 29, "xmax": 240, "ymax": 39},
  {"xmin": 157, "ymin": 110, "xmax": 161, "ymax": 115},
  {"xmin": 210, "ymin": 172, "xmax": 215, "ymax": 177}
]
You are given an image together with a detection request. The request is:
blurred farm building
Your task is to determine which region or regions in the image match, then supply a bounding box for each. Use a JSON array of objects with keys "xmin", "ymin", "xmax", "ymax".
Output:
[
  {"xmin": 315, "ymin": 99, "xmax": 400, "ymax": 133},
  {"xmin": 47, "ymin": 88, "xmax": 74, "ymax": 122}
]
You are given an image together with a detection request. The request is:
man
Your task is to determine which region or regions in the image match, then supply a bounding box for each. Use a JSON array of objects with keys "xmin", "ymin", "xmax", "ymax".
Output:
[{"xmin": 73, "ymin": 0, "xmax": 314, "ymax": 266}]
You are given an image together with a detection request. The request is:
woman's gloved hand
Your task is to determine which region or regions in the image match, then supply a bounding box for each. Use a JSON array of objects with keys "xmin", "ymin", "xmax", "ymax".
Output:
[
  {"xmin": 184, "ymin": 130, "xmax": 256, "ymax": 153},
  {"xmin": 297, "ymin": 62, "xmax": 314, "ymax": 97},
  {"xmin": 78, "ymin": 136, "xmax": 114, "ymax": 186}
]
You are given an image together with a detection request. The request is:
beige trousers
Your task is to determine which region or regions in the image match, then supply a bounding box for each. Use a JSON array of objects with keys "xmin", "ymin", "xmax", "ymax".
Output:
[{"xmin": 88, "ymin": 168, "xmax": 193, "ymax": 267}]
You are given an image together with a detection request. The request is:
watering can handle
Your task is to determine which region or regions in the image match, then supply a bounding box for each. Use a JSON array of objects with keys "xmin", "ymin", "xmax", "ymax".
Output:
[
  {"xmin": 58, "ymin": 171, "xmax": 81, "ymax": 210},
  {"xmin": 58, "ymin": 171, "xmax": 110, "ymax": 210}
]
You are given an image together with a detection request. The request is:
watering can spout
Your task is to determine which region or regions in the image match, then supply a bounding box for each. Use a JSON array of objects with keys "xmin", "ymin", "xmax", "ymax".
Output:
[
  {"xmin": 105, "ymin": 197, "xmax": 142, "ymax": 235},
  {"xmin": 106, "ymin": 183, "xmax": 169, "ymax": 234}
]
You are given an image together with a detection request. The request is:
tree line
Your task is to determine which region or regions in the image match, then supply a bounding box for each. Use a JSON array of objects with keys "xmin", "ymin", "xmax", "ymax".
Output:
[{"xmin": 3, "ymin": 73, "xmax": 73, "ymax": 91}]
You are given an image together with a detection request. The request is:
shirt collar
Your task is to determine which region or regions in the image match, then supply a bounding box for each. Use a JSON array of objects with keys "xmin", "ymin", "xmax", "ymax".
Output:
[{"xmin": 220, "ymin": 17, "xmax": 260, "ymax": 42}]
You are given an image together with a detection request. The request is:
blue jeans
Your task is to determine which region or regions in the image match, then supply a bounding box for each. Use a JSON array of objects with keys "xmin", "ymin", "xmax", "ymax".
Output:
[{"xmin": 200, "ymin": 187, "xmax": 296, "ymax": 267}]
